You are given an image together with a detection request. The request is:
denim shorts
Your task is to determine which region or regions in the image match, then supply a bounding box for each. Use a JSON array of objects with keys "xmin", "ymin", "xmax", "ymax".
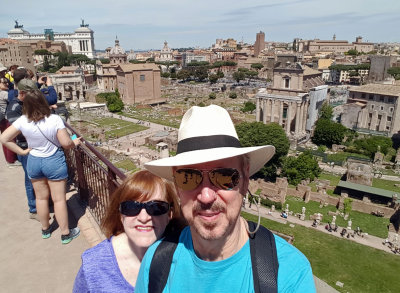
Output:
[{"xmin": 27, "ymin": 148, "xmax": 68, "ymax": 180}]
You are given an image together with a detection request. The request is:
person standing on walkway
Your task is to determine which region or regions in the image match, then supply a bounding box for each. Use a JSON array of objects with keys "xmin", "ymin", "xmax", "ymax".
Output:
[
  {"xmin": 137, "ymin": 105, "xmax": 316, "ymax": 292},
  {"xmin": 0, "ymin": 87, "xmax": 81, "ymax": 244},
  {"xmin": 4, "ymin": 79, "xmax": 37, "ymax": 217},
  {"xmin": 73, "ymin": 170, "xmax": 182, "ymax": 292}
]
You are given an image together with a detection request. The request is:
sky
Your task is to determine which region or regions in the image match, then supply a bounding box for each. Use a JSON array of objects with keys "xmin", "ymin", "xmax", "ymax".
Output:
[{"xmin": 0, "ymin": 0, "xmax": 399, "ymax": 51}]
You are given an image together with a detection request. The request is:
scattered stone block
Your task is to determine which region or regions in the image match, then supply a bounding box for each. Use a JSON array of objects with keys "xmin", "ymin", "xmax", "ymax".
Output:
[
  {"xmin": 335, "ymin": 281, "xmax": 344, "ymax": 288},
  {"xmin": 289, "ymin": 224, "xmax": 295, "ymax": 228}
]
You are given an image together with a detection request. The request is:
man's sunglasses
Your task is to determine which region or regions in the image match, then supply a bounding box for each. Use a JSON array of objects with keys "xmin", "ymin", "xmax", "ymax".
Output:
[
  {"xmin": 119, "ymin": 200, "xmax": 171, "ymax": 217},
  {"xmin": 174, "ymin": 168, "xmax": 240, "ymax": 191}
]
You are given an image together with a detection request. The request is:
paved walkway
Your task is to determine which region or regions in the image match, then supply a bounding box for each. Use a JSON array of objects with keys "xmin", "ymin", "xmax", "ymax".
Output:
[{"xmin": 0, "ymin": 151, "xmax": 89, "ymax": 293}]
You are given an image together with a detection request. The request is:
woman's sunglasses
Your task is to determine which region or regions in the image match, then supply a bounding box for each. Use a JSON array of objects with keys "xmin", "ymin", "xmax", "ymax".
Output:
[
  {"xmin": 119, "ymin": 200, "xmax": 171, "ymax": 217},
  {"xmin": 174, "ymin": 168, "xmax": 240, "ymax": 191}
]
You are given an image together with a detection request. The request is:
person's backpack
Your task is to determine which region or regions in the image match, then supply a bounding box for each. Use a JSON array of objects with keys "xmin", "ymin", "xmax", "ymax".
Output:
[{"xmin": 149, "ymin": 220, "xmax": 279, "ymax": 293}]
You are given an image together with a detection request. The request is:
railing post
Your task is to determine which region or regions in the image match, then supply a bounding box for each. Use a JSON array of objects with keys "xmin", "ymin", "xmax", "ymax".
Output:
[
  {"xmin": 74, "ymin": 147, "xmax": 88, "ymax": 202},
  {"xmin": 107, "ymin": 167, "xmax": 117, "ymax": 199}
]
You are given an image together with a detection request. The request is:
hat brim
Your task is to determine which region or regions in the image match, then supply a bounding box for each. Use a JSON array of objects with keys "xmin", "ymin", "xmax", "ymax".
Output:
[{"xmin": 145, "ymin": 145, "xmax": 275, "ymax": 181}]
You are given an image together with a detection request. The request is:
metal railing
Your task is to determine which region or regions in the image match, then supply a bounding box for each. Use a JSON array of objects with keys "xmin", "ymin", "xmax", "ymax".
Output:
[{"xmin": 64, "ymin": 122, "xmax": 126, "ymax": 225}]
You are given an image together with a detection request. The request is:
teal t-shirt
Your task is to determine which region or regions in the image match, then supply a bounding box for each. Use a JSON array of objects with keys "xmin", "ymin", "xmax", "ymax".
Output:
[{"xmin": 136, "ymin": 227, "xmax": 316, "ymax": 293}]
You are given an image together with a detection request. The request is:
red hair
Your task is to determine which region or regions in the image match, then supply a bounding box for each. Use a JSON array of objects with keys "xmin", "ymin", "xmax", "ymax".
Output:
[{"xmin": 101, "ymin": 170, "xmax": 180, "ymax": 238}]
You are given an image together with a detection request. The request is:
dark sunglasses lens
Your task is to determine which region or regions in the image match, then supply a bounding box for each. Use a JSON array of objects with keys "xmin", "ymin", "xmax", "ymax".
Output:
[
  {"xmin": 209, "ymin": 168, "xmax": 240, "ymax": 190},
  {"xmin": 174, "ymin": 169, "xmax": 203, "ymax": 191},
  {"xmin": 146, "ymin": 201, "xmax": 170, "ymax": 216},
  {"xmin": 120, "ymin": 201, "xmax": 141, "ymax": 216}
]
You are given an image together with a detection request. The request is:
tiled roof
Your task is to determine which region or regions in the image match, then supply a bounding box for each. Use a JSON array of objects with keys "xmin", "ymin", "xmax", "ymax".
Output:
[
  {"xmin": 349, "ymin": 84, "xmax": 400, "ymax": 96},
  {"xmin": 117, "ymin": 63, "xmax": 160, "ymax": 72}
]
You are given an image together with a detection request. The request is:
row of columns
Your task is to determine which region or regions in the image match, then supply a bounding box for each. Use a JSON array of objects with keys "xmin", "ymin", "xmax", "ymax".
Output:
[
  {"xmin": 357, "ymin": 108, "xmax": 389, "ymax": 132},
  {"xmin": 80, "ymin": 40, "xmax": 89, "ymax": 52},
  {"xmin": 256, "ymin": 98, "xmax": 308, "ymax": 136}
]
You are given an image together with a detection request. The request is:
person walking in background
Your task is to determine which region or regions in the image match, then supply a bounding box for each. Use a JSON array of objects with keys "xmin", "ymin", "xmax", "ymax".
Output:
[
  {"xmin": 0, "ymin": 89, "xmax": 81, "ymax": 244},
  {"xmin": 73, "ymin": 170, "xmax": 181, "ymax": 292}
]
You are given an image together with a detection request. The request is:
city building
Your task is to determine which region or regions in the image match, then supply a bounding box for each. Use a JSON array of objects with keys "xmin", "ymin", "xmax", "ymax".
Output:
[
  {"xmin": 7, "ymin": 20, "xmax": 96, "ymax": 58},
  {"xmin": 368, "ymin": 55, "xmax": 400, "ymax": 82},
  {"xmin": 116, "ymin": 63, "xmax": 163, "ymax": 105},
  {"xmin": 0, "ymin": 38, "xmax": 34, "ymax": 71},
  {"xmin": 294, "ymin": 35, "xmax": 374, "ymax": 54},
  {"xmin": 255, "ymin": 59, "xmax": 327, "ymax": 142},
  {"xmin": 254, "ymin": 31, "xmax": 265, "ymax": 57},
  {"xmin": 341, "ymin": 83, "xmax": 400, "ymax": 136}
]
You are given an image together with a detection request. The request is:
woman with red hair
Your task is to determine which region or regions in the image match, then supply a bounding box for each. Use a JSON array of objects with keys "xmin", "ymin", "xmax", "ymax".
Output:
[{"xmin": 73, "ymin": 170, "xmax": 181, "ymax": 292}]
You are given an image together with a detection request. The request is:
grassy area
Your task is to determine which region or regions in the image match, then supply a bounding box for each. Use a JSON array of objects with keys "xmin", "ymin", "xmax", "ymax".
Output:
[
  {"xmin": 114, "ymin": 159, "xmax": 138, "ymax": 173},
  {"xmin": 122, "ymin": 106, "xmax": 182, "ymax": 128},
  {"xmin": 327, "ymin": 152, "xmax": 370, "ymax": 163},
  {"xmin": 92, "ymin": 117, "xmax": 148, "ymax": 139},
  {"xmin": 372, "ymin": 178, "xmax": 400, "ymax": 193},
  {"xmin": 242, "ymin": 212, "xmax": 400, "ymax": 293},
  {"xmin": 318, "ymin": 172, "xmax": 342, "ymax": 186},
  {"xmin": 283, "ymin": 196, "xmax": 389, "ymax": 238}
]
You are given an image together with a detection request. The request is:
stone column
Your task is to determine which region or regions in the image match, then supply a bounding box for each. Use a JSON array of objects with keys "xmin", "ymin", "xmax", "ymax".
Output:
[
  {"xmin": 295, "ymin": 102, "xmax": 301, "ymax": 135},
  {"xmin": 256, "ymin": 98, "xmax": 260, "ymax": 122},
  {"xmin": 302, "ymin": 101, "xmax": 308, "ymax": 133},
  {"xmin": 286, "ymin": 102, "xmax": 292, "ymax": 134},
  {"xmin": 279, "ymin": 100, "xmax": 283, "ymax": 126},
  {"xmin": 299, "ymin": 102, "xmax": 304, "ymax": 133},
  {"xmin": 263, "ymin": 99, "xmax": 267, "ymax": 124},
  {"xmin": 270, "ymin": 99, "xmax": 275, "ymax": 123},
  {"xmin": 370, "ymin": 110, "xmax": 378, "ymax": 130}
]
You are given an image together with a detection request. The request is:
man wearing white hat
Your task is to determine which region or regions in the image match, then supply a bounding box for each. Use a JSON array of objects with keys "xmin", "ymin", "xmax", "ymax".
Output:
[{"xmin": 136, "ymin": 105, "xmax": 315, "ymax": 292}]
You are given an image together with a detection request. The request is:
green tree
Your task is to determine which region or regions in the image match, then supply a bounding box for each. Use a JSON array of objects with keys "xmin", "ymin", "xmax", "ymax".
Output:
[
  {"xmin": 236, "ymin": 122, "xmax": 289, "ymax": 179},
  {"xmin": 312, "ymin": 119, "xmax": 347, "ymax": 147},
  {"xmin": 34, "ymin": 49, "xmax": 51, "ymax": 55},
  {"xmin": 241, "ymin": 101, "xmax": 256, "ymax": 113},
  {"xmin": 281, "ymin": 151, "xmax": 321, "ymax": 185},
  {"xmin": 319, "ymin": 103, "xmax": 333, "ymax": 120},
  {"xmin": 232, "ymin": 71, "xmax": 246, "ymax": 82},
  {"xmin": 209, "ymin": 92, "xmax": 216, "ymax": 99},
  {"xmin": 100, "ymin": 58, "xmax": 110, "ymax": 64},
  {"xmin": 54, "ymin": 52, "xmax": 70, "ymax": 68},
  {"xmin": 195, "ymin": 67, "xmax": 208, "ymax": 81},
  {"xmin": 208, "ymin": 74, "xmax": 219, "ymax": 83},
  {"xmin": 251, "ymin": 63, "xmax": 264, "ymax": 70},
  {"xmin": 353, "ymin": 136, "xmax": 393, "ymax": 157},
  {"xmin": 229, "ymin": 92, "xmax": 237, "ymax": 99},
  {"xmin": 161, "ymin": 72, "xmax": 171, "ymax": 78},
  {"xmin": 106, "ymin": 94, "xmax": 124, "ymax": 112},
  {"xmin": 176, "ymin": 69, "xmax": 191, "ymax": 81},
  {"xmin": 216, "ymin": 70, "xmax": 224, "ymax": 78},
  {"xmin": 43, "ymin": 55, "xmax": 50, "ymax": 72},
  {"xmin": 387, "ymin": 67, "xmax": 400, "ymax": 80},
  {"xmin": 345, "ymin": 49, "xmax": 359, "ymax": 56}
]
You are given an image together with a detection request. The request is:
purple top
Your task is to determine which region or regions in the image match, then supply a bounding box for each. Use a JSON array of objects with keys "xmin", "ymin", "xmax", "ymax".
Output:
[{"xmin": 73, "ymin": 238, "xmax": 135, "ymax": 292}]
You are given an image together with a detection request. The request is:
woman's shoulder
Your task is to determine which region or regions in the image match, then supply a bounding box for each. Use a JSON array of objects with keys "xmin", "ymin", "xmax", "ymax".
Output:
[{"xmin": 82, "ymin": 238, "xmax": 113, "ymax": 262}]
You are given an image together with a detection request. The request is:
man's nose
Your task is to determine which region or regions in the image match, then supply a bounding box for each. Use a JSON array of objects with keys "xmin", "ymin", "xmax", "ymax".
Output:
[{"xmin": 197, "ymin": 174, "xmax": 217, "ymax": 204}]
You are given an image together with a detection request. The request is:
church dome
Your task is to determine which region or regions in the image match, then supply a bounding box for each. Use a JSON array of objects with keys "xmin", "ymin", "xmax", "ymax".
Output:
[{"xmin": 110, "ymin": 38, "xmax": 125, "ymax": 55}]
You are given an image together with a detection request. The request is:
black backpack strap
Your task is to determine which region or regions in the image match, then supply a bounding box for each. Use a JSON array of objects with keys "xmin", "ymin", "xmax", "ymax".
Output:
[
  {"xmin": 248, "ymin": 220, "xmax": 279, "ymax": 293},
  {"xmin": 149, "ymin": 219, "xmax": 186, "ymax": 293}
]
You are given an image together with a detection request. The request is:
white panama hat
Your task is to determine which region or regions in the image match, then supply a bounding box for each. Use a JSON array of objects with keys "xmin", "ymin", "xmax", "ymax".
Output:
[{"xmin": 145, "ymin": 105, "xmax": 275, "ymax": 181}]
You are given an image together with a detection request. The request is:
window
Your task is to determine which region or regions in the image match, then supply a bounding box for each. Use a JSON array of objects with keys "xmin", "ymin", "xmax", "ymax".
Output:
[
  {"xmin": 140, "ymin": 75, "xmax": 145, "ymax": 81},
  {"xmin": 380, "ymin": 96, "xmax": 385, "ymax": 102},
  {"xmin": 380, "ymin": 106, "xmax": 384, "ymax": 111},
  {"xmin": 362, "ymin": 93, "xmax": 366, "ymax": 99},
  {"xmin": 284, "ymin": 77, "xmax": 290, "ymax": 89},
  {"xmin": 388, "ymin": 116, "xmax": 392, "ymax": 121},
  {"xmin": 390, "ymin": 107, "xmax": 394, "ymax": 112},
  {"xmin": 369, "ymin": 94, "xmax": 374, "ymax": 100},
  {"xmin": 371, "ymin": 105, "xmax": 374, "ymax": 109},
  {"xmin": 388, "ymin": 97, "xmax": 394, "ymax": 104}
]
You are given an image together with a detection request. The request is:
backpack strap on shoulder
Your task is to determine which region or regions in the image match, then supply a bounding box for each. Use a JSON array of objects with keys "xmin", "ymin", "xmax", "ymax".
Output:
[
  {"xmin": 148, "ymin": 219, "xmax": 186, "ymax": 293},
  {"xmin": 248, "ymin": 220, "xmax": 279, "ymax": 293}
]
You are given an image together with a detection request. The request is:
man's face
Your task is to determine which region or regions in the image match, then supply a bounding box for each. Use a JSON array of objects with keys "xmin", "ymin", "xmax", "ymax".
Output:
[{"xmin": 174, "ymin": 156, "xmax": 249, "ymax": 241}]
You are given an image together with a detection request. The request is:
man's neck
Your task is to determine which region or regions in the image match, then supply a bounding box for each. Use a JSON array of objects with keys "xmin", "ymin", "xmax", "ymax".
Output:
[{"xmin": 191, "ymin": 217, "xmax": 248, "ymax": 261}]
